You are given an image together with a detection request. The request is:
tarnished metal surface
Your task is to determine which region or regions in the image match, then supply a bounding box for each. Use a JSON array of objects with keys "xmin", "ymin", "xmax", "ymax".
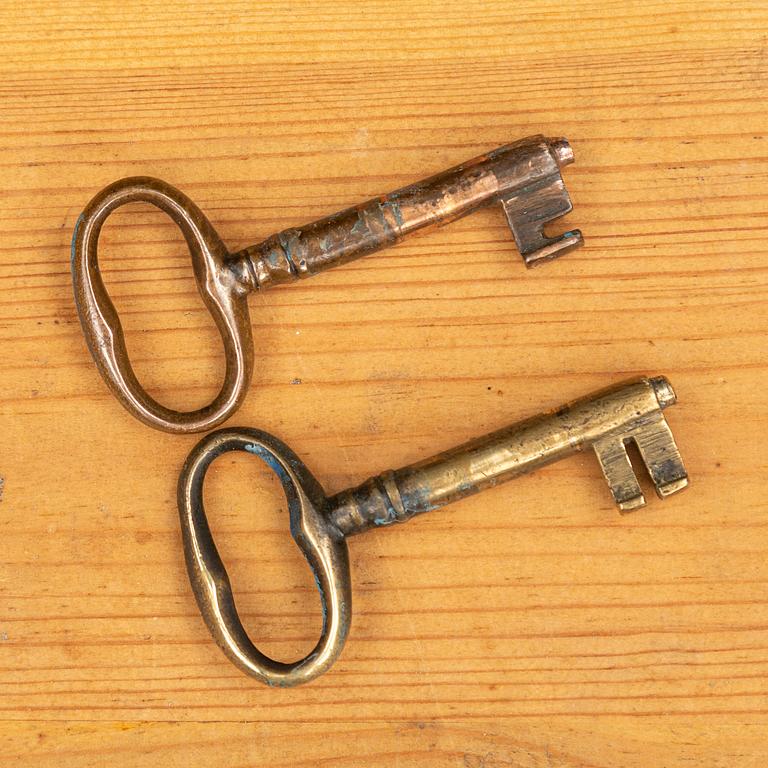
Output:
[
  {"xmin": 72, "ymin": 135, "xmax": 582, "ymax": 433},
  {"xmin": 178, "ymin": 376, "xmax": 688, "ymax": 687}
]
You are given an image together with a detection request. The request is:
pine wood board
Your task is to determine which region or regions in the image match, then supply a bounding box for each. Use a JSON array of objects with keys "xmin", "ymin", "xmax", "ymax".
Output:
[{"xmin": 1, "ymin": 1, "xmax": 767, "ymax": 765}]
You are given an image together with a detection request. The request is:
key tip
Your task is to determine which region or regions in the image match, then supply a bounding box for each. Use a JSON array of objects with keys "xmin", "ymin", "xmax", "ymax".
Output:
[
  {"xmin": 549, "ymin": 137, "xmax": 575, "ymax": 167},
  {"xmin": 649, "ymin": 376, "xmax": 677, "ymax": 409}
]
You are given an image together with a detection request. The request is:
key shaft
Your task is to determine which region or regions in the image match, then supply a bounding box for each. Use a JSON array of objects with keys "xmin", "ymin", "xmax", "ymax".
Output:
[
  {"xmin": 329, "ymin": 377, "xmax": 688, "ymax": 535},
  {"xmin": 234, "ymin": 135, "xmax": 581, "ymax": 290}
]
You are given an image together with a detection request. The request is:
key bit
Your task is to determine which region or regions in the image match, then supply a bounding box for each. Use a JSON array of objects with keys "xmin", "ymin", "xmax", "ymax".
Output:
[
  {"xmin": 499, "ymin": 138, "xmax": 583, "ymax": 266},
  {"xmin": 592, "ymin": 377, "xmax": 688, "ymax": 512},
  {"xmin": 178, "ymin": 376, "xmax": 688, "ymax": 687}
]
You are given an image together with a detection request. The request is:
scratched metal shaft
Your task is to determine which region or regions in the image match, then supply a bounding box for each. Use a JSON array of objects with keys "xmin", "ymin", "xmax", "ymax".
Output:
[
  {"xmin": 328, "ymin": 378, "xmax": 679, "ymax": 536},
  {"xmin": 236, "ymin": 135, "xmax": 572, "ymax": 290}
]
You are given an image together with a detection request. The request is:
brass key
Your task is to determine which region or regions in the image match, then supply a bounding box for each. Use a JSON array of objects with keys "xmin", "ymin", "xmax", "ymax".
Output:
[
  {"xmin": 178, "ymin": 376, "xmax": 688, "ymax": 687},
  {"xmin": 72, "ymin": 135, "xmax": 581, "ymax": 434}
]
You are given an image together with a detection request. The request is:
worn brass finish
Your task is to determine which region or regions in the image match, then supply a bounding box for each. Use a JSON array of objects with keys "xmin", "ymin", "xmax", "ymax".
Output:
[
  {"xmin": 72, "ymin": 135, "xmax": 582, "ymax": 433},
  {"xmin": 178, "ymin": 376, "xmax": 688, "ymax": 687}
]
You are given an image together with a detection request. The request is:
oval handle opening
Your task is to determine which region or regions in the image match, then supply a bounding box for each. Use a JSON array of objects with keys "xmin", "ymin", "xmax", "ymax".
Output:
[
  {"xmin": 178, "ymin": 428, "xmax": 352, "ymax": 687},
  {"xmin": 71, "ymin": 177, "xmax": 254, "ymax": 433}
]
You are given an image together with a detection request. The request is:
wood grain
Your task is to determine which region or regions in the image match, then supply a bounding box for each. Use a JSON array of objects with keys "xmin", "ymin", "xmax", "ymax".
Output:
[{"xmin": 1, "ymin": 0, "xmax": 767, "ymax": 765}]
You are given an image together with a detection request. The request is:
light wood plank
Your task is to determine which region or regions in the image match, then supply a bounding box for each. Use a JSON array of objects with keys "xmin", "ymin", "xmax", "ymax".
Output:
[{"xmin": 1, "ymin": 0, "xmax": 767, "ymax": 764}]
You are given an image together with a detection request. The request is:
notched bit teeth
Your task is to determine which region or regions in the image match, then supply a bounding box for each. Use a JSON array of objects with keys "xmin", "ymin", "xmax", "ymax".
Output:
[
  {"xmin": 592, "ymin": 435, "xmax": 644, "ymax": 514},
  {"xmin": 633, "ymin": 412, "xmax": 689, "ymax": 501},
  {"xmin": 655, "ymin": 475, "xmax": 689, "ymax": 499},
  {"xmin": 500, "ymin": 171, "xmax": 582, "ymax": 267},
  {"xmin": 523, "ymin": 229, "xmax": 584, "ymax": 268},
  {"xmin": 618, "ymin": 494, "xmax": 646, "ymax": 514},
  {"xmin": 582, "ymin": 384, "xmax": 688, "ymax": 513}
]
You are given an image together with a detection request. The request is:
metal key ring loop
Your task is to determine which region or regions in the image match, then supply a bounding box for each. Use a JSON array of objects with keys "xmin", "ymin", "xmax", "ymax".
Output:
[
  {"xmin": 71, "ymin": 177, "xmax": 254, "ymax": 433},
  {"xmin": 178, "ymin": 428, "xmax": 352, "ymax": 687}
]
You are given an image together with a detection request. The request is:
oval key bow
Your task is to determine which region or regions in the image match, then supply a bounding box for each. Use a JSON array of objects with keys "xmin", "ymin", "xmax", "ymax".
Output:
[
  {"xmin": 178, "ymin": 428, "xmax": 351, "ymax": 687},
  {"xmin": 71, "ymin": 177, "xmax": 254, "ymax": 433}
]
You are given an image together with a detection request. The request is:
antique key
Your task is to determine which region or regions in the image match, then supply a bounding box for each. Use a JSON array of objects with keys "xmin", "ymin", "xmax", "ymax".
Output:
[
  {"xmin": 72, "ymin": 135, "xmax": 582, "ymax": 434},
  {"xmin": 178, "ymin": 376, "xmax": 688, "ymax": 687}
]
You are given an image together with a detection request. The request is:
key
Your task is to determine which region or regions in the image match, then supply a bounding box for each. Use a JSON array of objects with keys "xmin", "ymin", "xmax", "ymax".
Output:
[
  {"xmin": 178, "ymin": 376, "xmax": 688, "ymax": 687},
  {"xmin": 71, "ymin": 135, "xmax": 582, "ymax": 433}
]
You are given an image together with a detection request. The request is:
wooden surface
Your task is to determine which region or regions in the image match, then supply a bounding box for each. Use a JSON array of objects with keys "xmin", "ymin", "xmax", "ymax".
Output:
[{"xmin": 1, "ymin": 1, "xmax": 767, "ymax": 765}]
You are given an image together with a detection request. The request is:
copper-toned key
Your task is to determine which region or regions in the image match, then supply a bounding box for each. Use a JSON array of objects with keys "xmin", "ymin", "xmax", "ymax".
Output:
[{"xmin": 71, "ymin": 135, "xmax": 581, "ymax": 433}]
